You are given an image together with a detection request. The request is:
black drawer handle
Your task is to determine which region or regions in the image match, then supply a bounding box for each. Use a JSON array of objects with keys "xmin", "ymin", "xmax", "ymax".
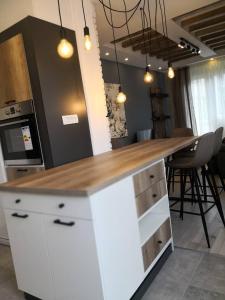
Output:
[
  {"xmin": 58, "ymin": 203, "xmax": 65, "ymax": 209},
  {"xmin": 54, "ymin": 219, "xmax": 75, "ymax": 227},
  {"xmin": 150, "ymin": 174, "xmax": 155, "ymax": 179},
  {"xmin": 152, "ymin": 194, "xmax": 157, "ymax": 198},
  {"xmin": 12, "ymin": 213, "xmax": 28, "ymax": 219},
  {"xmin": 15, "ymin": 199, "xmax": 21, "ymax": 204},
  {"xmin": 158, "ymin": 240, "xmax": 163, "ymax": 244}
]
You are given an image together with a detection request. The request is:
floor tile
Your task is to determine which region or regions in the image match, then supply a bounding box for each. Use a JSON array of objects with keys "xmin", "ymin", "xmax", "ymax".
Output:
[{"xmin": 182, "ymin": 286, "xmax": 225, "ymax": 300}]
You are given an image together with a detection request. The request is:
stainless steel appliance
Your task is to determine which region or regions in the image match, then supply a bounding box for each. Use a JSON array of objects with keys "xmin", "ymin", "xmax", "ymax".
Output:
[{"xmin": 0, "ymin": 100, "xmax": 43, "ymax": 167}]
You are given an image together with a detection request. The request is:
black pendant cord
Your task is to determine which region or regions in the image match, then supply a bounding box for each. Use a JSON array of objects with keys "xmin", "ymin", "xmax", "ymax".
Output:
[
  {"xmin": 123, "ymin": 0, "xmax": 131, "ymax": 41},
  {"xmin": 102, "ymin": 0, "xmax": 141, "ymax": 29},
  {"xmin": 147, "ymin": 0, "xmax": 152, "ymax": 58},
  {"xmin": 159, "ymin": 0, "xmax": 166, "ymax": 37},
  {"xmin": 108, "ymin": 0, "xmax": 122, "ymax": 87},
  {"xmin": 81, "ymin": 0, "xmax": 87, "ymax": 27},
  {"xmin": 162, "ymin": 0, "xmax": 170, "ymax": 64},
  {"xmin": 140, "ymin": 8, "xmax": 147, "ymax": 67},
  {"xmin": 57, "ymin": 0, "xmax": 65, "ymax": 37},
  {"xmin": 98, "ymin": 0, "xmax": 142, "ymax": 13}
]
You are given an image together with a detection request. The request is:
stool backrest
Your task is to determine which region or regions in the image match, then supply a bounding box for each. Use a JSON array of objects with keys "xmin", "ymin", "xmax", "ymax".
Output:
[
  {"xmin": 171, "ymin": 127, "xmax": 194, "ymax": 138},
  {"xmin": 213, "ymin": 127, "xmax": 223, "ymax": 156},
  {"xmin": 192, "ymin": 133, "xmax": 215, "ymax": 167}
]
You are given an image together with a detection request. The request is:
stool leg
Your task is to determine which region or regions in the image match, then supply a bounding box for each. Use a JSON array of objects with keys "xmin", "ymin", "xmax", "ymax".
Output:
[
  {"xmin": 180, "ymin": 169, "xmax": 185, "ymax": 220},
  {"xmin": 167, "ymin": 167, "xmax": 172, "ymax": 195},
  {"xmin": 172, "ymin": 169, "xmax": 175, "ymax": 192},
  {"xmin": 189, "ymin": 171, "xmax": 195, "ymax": 205},
  {"xmin": 193, "ymin": 168, "xmax": 210, "ymax": 248},
  {"xmin": 205, "ymin": 167, "xmax": 225, "ymax": 227},
  {"xmin": 218, "ymin": 169, "xmax": 225, "ymax": 192},
  {"xmin": 201, "ymin": 168, "xmax": 208, "ymax": 202}
]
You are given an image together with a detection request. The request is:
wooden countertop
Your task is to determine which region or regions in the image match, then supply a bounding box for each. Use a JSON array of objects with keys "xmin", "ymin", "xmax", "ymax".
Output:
[{"xmin": 0, "ymin": 137, "xmax": 197, "ymax": 196}]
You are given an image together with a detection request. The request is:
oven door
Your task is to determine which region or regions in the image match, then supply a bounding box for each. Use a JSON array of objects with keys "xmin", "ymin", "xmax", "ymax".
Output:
[{"xmin": 0, "ymin": 114, "xmax": 43, "ymax": 166}]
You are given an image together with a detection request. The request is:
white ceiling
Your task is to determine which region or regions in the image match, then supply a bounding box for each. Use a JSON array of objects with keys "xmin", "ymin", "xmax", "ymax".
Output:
[{"xmin": 93, "ymin": 0, "xmax": 222, "ymax": 70}]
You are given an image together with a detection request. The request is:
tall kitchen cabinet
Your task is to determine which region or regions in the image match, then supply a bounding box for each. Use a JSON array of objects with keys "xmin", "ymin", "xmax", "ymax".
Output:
[
  {"xmin": 0, "ymin": 16, "xmax": 93, "ymax": 169},
  {"xmin": 0, "ymin": 34, "xmax": 32, "ymax": 107}
]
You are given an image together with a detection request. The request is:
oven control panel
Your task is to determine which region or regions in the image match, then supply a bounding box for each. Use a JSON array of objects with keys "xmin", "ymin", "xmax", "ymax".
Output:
[{"xmin": 0, "ymin": 100, "xmax": 34, "ymax": 121}]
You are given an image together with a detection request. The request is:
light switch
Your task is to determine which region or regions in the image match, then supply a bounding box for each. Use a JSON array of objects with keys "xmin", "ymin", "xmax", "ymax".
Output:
[{"xmin": 62, "ymin": 114, "xmax": 79, "ymax": 125}]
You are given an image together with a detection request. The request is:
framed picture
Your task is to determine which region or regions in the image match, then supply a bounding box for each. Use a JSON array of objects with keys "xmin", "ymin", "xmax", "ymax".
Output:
[{"xmin": 104, "ymin": 83, "xmax": 128, "ymax": 139}]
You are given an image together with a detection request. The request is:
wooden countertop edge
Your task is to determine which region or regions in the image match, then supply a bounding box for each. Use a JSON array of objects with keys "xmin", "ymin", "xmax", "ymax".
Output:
[{"xmin": 0, "ymin": 137, "xmax": 198, "ymax": 197}]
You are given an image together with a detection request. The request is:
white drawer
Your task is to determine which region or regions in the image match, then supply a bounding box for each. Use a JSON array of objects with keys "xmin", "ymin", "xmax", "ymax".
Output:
[{"xmin": 1, "ymin": 192, "xmax": 92, "ymax": 220}]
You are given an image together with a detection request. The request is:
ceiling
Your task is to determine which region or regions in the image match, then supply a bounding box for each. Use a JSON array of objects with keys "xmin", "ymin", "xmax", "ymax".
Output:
[{"xmin": 93, "ymin": 0, "xmax": 225, "ymax": 70}]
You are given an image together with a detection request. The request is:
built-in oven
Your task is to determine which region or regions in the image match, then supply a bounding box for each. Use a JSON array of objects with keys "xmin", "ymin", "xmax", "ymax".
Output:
[{"xmin": 0, "ymin": 100, "xmax": 43, "ymax": 167}]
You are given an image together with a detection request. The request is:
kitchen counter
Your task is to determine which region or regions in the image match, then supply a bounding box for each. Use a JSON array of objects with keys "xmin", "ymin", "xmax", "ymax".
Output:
[
  {"xmin": 0, "ymin": 136, "xmax": 197, "ymax": 300},
  {"xmin": 0, "ymin": 137, "xmax": 196, "ymax": 196}
]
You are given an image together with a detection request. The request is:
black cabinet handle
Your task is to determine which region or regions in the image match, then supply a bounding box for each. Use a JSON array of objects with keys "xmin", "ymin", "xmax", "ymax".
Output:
[
  {"xmin": 54, "ymin": 219, "xmax": 75, "ymax": 227},
  {"xmin": 150, "ymin": 174, "xmax": 155, "ymax": 179},
  {"xmin": 15, "ymin": 199, "xmax": 21, "ymax": 204},
  {"xmin": 152, "ymin": 194, "xmax": 157, "ymax": 198},
  {"xmin": 12, "ymin": 213, "xmax": 28, "ymax": 219},
  {"xmin": 58, "ymin": 203, "xmax": 65, "ymax": 209},
  {"xmin": 158, "ymin": 240, "xmax": 163, "ymax": 244}
]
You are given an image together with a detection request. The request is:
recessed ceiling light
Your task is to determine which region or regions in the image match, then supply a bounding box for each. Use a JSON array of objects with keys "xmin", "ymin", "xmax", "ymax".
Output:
[
  {"xmin": 210, "ymin": 57, "xmax": 214, "ymax": 61},
  {"xmin": 158, "ymin": 67, "xmax": 162, "ymax": 70},
  {"xmin": 148, "ymin": 64, "xmax": 151, "ymax": 67},
  {"xmin": 105, "ymin": 52, "xmax": 110, "ymax": 56},
  {"xmin": 124, "ymin": 57, "xmax": 129, "ymax": 61}
]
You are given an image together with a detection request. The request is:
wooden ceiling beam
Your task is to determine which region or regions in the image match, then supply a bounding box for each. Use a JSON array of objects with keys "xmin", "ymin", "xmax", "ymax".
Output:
[
  {"xmin": 142, "ymin": 44, "xmax": 178, "ymax": 55},
  {"xmin": 156, "ymin": 49, "xmax": 191, "ymax": 59},
  {"xmin": 163, "ymin": 51, "xmax": 196, "ymax": 60},
  {"xmin": 113, "ymin": 27, "xmax": 152, "ymax": 44},
  {"xmin": 189, "ymin": 15, "xmax": 225, "ymax": 32},
  {"xmin": 201, "ymin": 30, "xmax": 225, "ymax": 42},
  {"xmin": 195, "ymin": 23, "xmax": 225, "ymax": 37},
  {"xmin": 181, "ymin": 6, "xmax": 225, "ymax": 27},
  {"xmin": 132, "ymin": 35, "xmax": 172, "ymax": 51},
  {"xmin": 122, "ymin": 31, "xmax": 160, "ymax": 48},
  {"xmin": 139, "ymin": 40, "xmax": 175, "ymax": 54},
  {"xmin": 213, "ymin": 45, "xmax": 225, "ymax": 51},
  {"xmin": 170, "ymin": 54, "xmax": 197, "ymax": 62},
  {"xmin": 210, "ymin": 41, "xmax": 225, "ymax": 49},
  {"xmin": 206, "ymin": 36, "xmax": 225, "ymax": 46}
]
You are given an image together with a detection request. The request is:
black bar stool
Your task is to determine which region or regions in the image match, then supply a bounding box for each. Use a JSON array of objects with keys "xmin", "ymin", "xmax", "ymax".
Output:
[{"xmin": 167, "ymin": 132, "xmax": 225, "ymax": 248}]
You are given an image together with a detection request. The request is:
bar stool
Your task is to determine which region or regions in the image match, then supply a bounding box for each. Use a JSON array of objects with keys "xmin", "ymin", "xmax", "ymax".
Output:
[
  {"xmin": 208, "ymin": 127, "xmax": 225, "ymax": 192},
  {"xmin": 167, "ymin": 132, "xmax": 225, "ymax": 248}
]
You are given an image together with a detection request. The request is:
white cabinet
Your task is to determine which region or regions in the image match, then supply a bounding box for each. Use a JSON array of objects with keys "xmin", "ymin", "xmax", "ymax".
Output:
[
  {"xmin": 45, "ymin": 216, "xmax": 103, "ymax": 300},
  {"xmin": 4, "ymin": 209, "xmax": 54, "ymax": 300}
]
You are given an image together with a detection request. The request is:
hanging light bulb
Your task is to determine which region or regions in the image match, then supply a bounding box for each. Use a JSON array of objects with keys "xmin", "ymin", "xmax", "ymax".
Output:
[
  {"xmin": 144, "ymin": 66, "xmax": 154, "ymax": 83},
  {"xmin": 116, "ymin": 86, "xmax": 127, "ymax": 104},
  {"xmin": 57, "ymin": 38, "xmax": 74, "ymax": 59},
  {"xmin": 57, "ymin": 0, "xmax": 74, "ymax": 59},
  {"xmin": 84, "ymin": 26, "xmax": 92, "ymax": 50},
  {"xmin": 168, "ymin": 63, "xmax": 175, "ymax": 79}
]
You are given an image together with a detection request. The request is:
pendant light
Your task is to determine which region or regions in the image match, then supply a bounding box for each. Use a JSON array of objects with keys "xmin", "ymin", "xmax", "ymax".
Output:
[
  {"xmin": 141, "ymin": 5, "xmax": 154, "ymax": 84},
  {"xmin": 161, "ymin": 0, "xmax": 175, "ymax": 79},
  {"xmin": 81, "ymin": 0, "xmax": 92, "ymax": 51},
  {"xmin": 117, "ymin": 86, "xmax": 127, "ymax": 104},
  {"xmin": 168, "ymin": 62, "xmax": 175, "ymax": 79},
  {"xmin": 144, "ymin": 66, "xmax": 154, "ymax": 83},
  {"xmin": 57, "ymin": 0, "xmax": 74, "ymax": 59},
  {"xmin": 108, "ymin": 0, "xmax": 127, "ymax": 104}
]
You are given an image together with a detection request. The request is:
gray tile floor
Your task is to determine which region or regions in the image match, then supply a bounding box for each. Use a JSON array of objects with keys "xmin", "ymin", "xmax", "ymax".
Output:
[
  {"xmin": 142, "ymin": 247, "xmax": 225, "ymax": 300},
  {"xmin": 1, "ymin": 243, "xmax": 225, "ymax": 300}
]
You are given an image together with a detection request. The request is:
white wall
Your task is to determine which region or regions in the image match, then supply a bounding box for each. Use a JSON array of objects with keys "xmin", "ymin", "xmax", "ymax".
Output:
[{"xmin": 0, "ymin": 0, "xmax": 111, "ymax": 156}]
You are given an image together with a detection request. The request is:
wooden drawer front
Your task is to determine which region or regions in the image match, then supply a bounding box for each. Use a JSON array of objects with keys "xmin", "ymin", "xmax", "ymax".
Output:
[
  {"xmin": 136, "ymin": 179, "xmax": 167, "ymax": 217},
  {"xmin": 133, "ymin": 161, "xmax": 165, "ymax": 196},
  {"xmin": 142, "ymin": 218, "xmax": 171, "ymax": 271}
]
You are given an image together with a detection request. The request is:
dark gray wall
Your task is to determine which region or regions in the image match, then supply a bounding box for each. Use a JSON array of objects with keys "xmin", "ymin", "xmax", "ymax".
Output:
[
  {"xmin": 0, "ymin": 17, "xmax": 93, "ymax": 168},
  {"xmin": 102, "ymin": 59, "xmax": 167, "ymax": 148}
]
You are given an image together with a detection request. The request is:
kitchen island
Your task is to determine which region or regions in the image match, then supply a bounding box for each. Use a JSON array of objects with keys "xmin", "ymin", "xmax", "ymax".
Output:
[{"xmin": 0, "ymin": 137, "xmax": 196, "ymax": 300}]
